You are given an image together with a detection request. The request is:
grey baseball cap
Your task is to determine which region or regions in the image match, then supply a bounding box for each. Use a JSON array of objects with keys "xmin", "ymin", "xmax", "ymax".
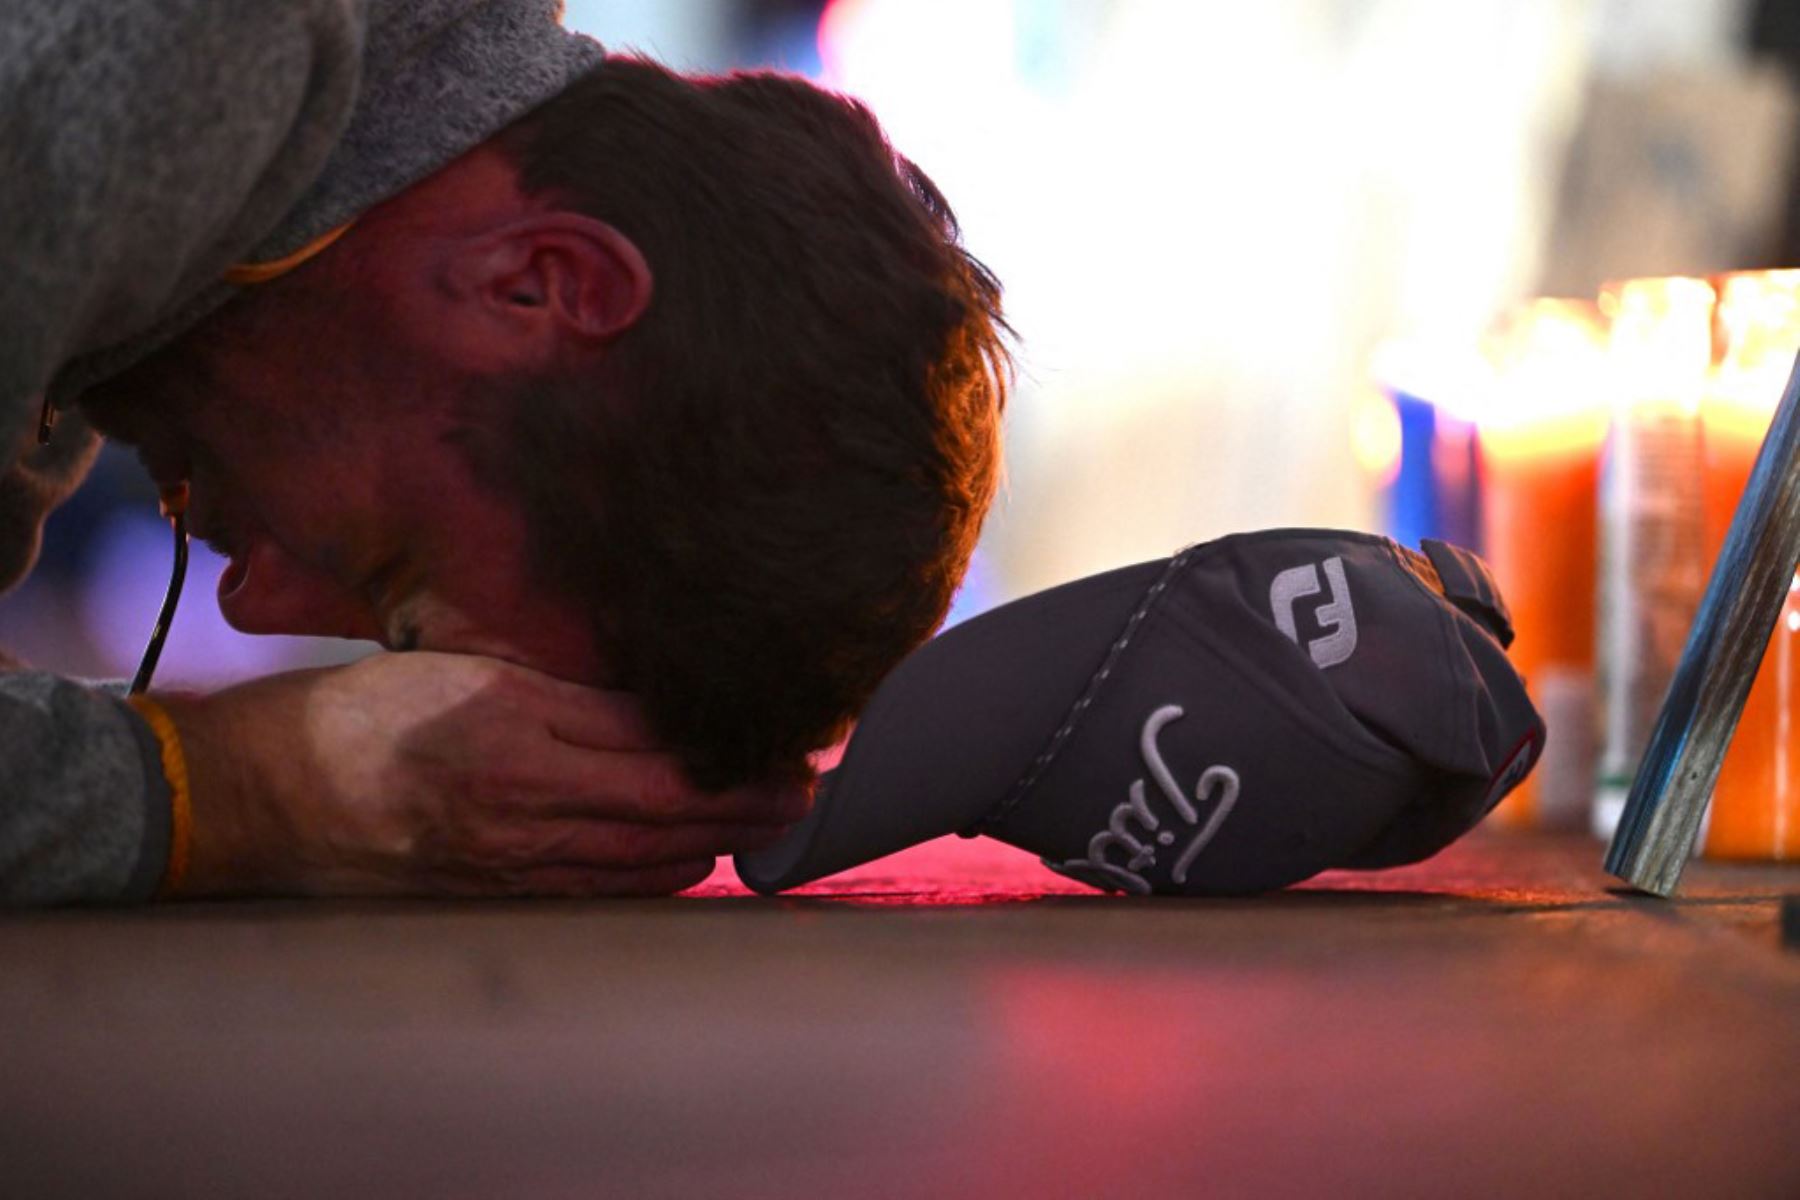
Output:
[{"xmin": 736, "ymin": 529, "xmax": 1544, "ymax": 896}]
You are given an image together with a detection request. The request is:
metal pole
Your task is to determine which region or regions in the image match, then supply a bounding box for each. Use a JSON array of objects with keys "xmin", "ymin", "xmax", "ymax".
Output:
[{"xmin": 1606, "ymin": 348, "xmax": 1800, "ymax": 896}]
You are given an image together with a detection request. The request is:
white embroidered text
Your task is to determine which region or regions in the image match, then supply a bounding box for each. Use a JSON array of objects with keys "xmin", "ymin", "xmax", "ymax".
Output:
[{"xmin": 1046, "ymin": 705, "xmax": 1240, "ymax": 894}]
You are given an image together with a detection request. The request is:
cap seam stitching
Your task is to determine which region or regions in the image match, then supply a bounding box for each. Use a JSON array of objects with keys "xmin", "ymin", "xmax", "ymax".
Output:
[{"xmin": 967, "ymin": 546, "xmax": 1198, "ymax": 835}]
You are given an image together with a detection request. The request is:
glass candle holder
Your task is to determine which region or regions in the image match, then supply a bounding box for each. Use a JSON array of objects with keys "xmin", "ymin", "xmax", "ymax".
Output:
[
  {"xmin": 1700, "ymin": 269, "xmax": 1800, "ymax": 861},
  {"xmin": 1476, "ymin": 300, "xmax": 1609, "ymax": 830},
  {"xmin": 1592, "ymin": 276, "xmax": 1714, "ymax": 841}
]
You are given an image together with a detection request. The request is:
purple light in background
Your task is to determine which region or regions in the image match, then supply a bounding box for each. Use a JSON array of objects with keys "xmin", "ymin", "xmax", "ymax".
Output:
[
  {"xmin": 942, "ymin": 547, "xmax": 1000, "ymax": 630},
  {"xmin": 78, "ymin": 512, "xmax": 368, "ymax": 687}
]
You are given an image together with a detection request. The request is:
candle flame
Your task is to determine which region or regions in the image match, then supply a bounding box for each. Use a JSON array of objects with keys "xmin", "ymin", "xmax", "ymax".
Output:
[
  {"xmin": 1710, "ymin": 269, "xmax": 1800, "ymax": 439},
  {"xmin": 1602, "ymin": 275, "xmax": 1716, "ymax": 419},
  {"xmin": 1475, "ymin": 298, "xmax": 1610, "ymax": 460}
]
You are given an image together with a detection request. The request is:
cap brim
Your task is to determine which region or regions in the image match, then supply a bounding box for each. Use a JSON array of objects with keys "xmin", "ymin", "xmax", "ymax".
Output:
[{"xmin": 735, "ymin": 557, "xmax": 1172, "ymax": 893}]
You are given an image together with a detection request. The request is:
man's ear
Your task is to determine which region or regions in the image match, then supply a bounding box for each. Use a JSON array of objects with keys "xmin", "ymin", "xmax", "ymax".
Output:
[{"xmin": 442, "ymin": 213, "xmax": 653, "ymax": 364}]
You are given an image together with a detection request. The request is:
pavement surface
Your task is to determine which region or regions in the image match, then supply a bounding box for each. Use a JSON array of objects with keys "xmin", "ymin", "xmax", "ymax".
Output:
[{"xmin": 2, "ymin": 831, "xmax": 1796, "ymax": 1198}]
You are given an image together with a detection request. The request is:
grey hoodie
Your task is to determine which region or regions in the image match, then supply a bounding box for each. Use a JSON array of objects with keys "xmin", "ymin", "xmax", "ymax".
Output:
[{"xmin": 0, "ymin": 0, "xmax": 604, "ymax": 903}]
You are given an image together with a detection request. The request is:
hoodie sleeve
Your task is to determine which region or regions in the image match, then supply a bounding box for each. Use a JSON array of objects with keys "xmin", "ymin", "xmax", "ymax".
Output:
[{"xmin": 0, "ymin": 669, "xmax": 171, "ymax": 905}]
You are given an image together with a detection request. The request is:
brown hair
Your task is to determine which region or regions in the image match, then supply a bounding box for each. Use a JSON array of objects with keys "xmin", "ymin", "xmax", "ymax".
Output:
[{"xmin": 491, "ymin": 57, "xmax": 1010, "ymax": 788}]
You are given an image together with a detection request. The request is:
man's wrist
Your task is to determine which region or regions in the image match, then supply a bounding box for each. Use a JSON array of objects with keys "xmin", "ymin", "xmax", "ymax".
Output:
[{"xmin": 150, "ymin": 677, "xmax": 311, "ymax": 896}]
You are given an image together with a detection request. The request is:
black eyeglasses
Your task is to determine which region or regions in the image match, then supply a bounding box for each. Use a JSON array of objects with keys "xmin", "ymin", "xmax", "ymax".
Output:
[{"xmin": 40, "ymin": 396, "xmax": 189, "ymax": 694}]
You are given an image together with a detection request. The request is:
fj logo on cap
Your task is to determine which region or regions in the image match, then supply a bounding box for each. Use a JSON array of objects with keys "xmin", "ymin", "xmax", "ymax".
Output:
[
  {"xmin": 1270, "ymin": 556, "xmax": 1358, "ymax": 668},
  {"xmin": 1045, "ymin": 705, "xmax": 1241, "ymax": 894}
]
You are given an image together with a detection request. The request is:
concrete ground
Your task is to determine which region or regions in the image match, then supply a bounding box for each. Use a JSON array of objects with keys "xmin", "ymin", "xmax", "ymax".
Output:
[{"xmin": 2, "ymin": 831, "xmax": 1796, "ymax": 1198}]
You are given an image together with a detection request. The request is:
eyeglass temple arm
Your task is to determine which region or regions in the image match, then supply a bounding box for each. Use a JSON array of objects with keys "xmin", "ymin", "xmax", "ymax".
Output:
[{"xmin": 129, "ymin": 484, "xmax": 190, "ymax": 696}]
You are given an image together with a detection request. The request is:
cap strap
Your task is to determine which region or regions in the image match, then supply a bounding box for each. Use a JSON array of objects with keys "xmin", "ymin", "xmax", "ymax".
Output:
[
  {"xmin": 1420, "ymin": 538, "xmax": 1514, "ymax": 649},
  {"xmin": 964, "ymin": 546, "xmax": 1198, "ymax": 836}
]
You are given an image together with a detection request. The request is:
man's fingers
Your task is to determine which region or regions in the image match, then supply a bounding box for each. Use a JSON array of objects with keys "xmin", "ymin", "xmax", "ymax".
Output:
[
  {"xmin": 475, "ymin": 664, "xmax": 813, "ymax": 826},
  {"xmin": 507, "ymin": 743, "xmax": 813, "ymax": 826},
  {"xmin": 433, "ymin": 858, "xmax": 717, "ymax": 899},
  {"xmin": 519, "ymin": 673, "xmax": 662, "ymax": 750}
]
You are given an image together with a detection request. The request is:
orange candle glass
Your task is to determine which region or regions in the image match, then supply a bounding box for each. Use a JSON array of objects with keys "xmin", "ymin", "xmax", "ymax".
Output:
[
  {"xmin": 1477, "ymin": 301, "xmax": 1609, "ymax": 829},
  {"xmin": 1700, "ymin": 270, "xmax": 1800, "ymax": 861}
]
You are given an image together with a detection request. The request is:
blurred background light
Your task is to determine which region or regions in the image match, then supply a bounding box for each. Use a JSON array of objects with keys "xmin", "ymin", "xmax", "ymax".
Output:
[{"xmin": 809, "ymin": 0, "xmax": 1598, "ymax": 596}]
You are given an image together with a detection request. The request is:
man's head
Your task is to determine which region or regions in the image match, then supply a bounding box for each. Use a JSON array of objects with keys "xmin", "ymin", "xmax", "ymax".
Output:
[{"xmin": 83, "ymin": 57, "xmax": 1010, "ymax": 788}]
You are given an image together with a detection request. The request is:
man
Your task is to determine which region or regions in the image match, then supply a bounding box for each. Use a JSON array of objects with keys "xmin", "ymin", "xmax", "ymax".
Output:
[{"xmin": 1, "ymin": 2, "xmax": 1008, "ymax": 903}]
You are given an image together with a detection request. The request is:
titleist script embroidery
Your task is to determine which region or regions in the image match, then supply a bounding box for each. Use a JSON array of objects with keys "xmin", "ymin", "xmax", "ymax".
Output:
[
  {"xmin": 1045, "ymin": 705, "xmax": 1240, "ymax": 894},
  {"xmin": 1270, "ymin": 555, "xmax": 1358, "ymax": 668}
]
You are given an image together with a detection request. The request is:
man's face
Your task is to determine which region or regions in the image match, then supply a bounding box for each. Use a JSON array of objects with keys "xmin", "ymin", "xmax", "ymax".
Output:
[{"xmin": 80, "ymin": 151, "xmax": 604, "ymax": 682}]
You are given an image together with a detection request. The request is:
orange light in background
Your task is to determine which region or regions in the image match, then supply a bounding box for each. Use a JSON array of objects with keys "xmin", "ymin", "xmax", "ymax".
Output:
[
  {"xmin": 1702, "ymin": 270, "xmax": 1800, "ymax": 861},
  {"xmin": 1349, "ymin": 383, "xmax": 1404, "ymax": 489},
  {"xmin": 1475, "ymin": 299, "xmax": 1609, "ymax": 830}
]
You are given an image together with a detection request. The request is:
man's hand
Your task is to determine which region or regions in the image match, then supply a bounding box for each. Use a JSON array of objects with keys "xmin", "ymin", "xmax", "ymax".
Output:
[{"xmin": 151, "ymin": 653, "xmax": 810, "ymax": 898}]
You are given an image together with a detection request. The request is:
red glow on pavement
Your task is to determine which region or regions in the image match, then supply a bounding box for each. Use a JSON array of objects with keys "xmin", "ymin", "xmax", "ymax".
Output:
[
  {"xmin": 693, "ymin": 826, "xmax": 1533, "ymax": 904},
  {"xmin": 981, "ymin": 967, "xmax": 1307, "ymax": 1111},
  {"xmin": 694, "ymin": 834, "xmax": 1099, "ymax": 904}
]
